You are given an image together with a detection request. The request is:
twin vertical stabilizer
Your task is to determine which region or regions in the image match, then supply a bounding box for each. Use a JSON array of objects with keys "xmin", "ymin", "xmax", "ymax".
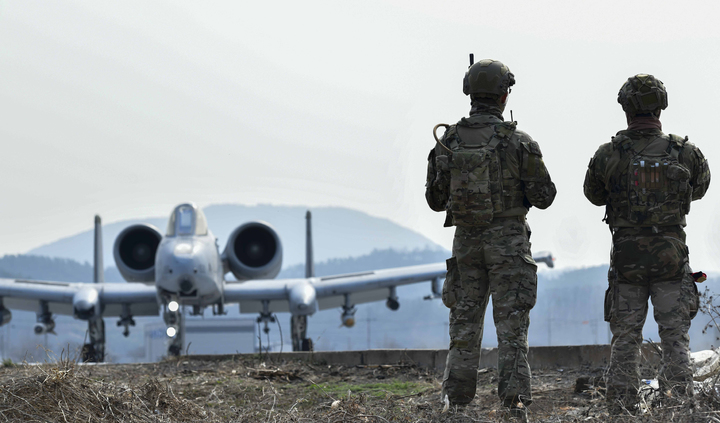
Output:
[
  {"xmin": 94, "ymin": 215, "xmax": 104, "ymax": 283},
  {"xmin": 305, "ymin": 211, "xmax": 315, "ymax": 278}
]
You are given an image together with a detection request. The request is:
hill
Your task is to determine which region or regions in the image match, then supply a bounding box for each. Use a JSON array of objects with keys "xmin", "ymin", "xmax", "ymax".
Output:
[
  {"xmin": 0, "ymin": 255, "xmax": 93, "ymax": 282},
  {"xmin": 277, "ymin": 247, "xmax": 450, "ymax": 278},
  {"xmin": 28, "ymin": 204, "xmax": 444, "ymax": 271},
  {"xmin": 0, "ymin": 255, "xmax": 123, "ymax": 283}
]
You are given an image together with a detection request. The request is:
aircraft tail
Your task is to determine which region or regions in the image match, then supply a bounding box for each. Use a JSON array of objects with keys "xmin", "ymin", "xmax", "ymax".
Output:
[
  {"xmin": 305, "ymin": 210, "xmax": 315, "ymax": 278},
  {"xmin": 94, "ymin": 215, "xmax": 104, "ymax": 283}
]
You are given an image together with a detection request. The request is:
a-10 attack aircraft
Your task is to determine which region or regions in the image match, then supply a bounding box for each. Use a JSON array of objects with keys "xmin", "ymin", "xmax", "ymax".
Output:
[{"xmin": 0, "ymin": 203, "xmax": 554, "ymax": 361}]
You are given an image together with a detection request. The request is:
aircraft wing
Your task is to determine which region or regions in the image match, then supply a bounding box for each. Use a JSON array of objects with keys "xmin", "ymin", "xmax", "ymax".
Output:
[
  {"xmin": 224, "ymin": 262, "xmax": 446, "ymax": 314},
  {"xmin": 311, "ymin": 263, "xmax": 446, "ymax": 309},
  {"xmin": 0, "ymin": 278, "xmax": 159, "ymax": 318}
]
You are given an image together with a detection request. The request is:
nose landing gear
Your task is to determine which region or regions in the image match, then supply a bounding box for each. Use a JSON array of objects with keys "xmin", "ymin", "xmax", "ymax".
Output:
[{"xmin": 164, "ymin": 301, "xmax": 184, "ymax": 357}]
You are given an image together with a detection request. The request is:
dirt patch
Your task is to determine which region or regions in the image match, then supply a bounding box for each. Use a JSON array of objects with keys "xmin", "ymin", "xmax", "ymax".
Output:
[{"xmin": 0, "ymin": 355, "xmax": 716, "ymax": 422}]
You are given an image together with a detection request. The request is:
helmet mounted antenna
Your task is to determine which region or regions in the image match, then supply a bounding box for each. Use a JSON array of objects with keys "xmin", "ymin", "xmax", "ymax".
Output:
[{"xmin": 469, "ymin": 53, "xmax": 474, "ymax": 67}]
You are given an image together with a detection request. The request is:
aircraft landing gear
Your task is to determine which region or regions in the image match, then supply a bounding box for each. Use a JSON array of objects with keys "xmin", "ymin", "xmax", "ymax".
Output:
[
  {"xmin": 82, "ymin": 317, "xmax": 105, "ymax": 362},
  {"xmin": 117, "ymin": 304, "xmax": 135, "ymax": 337},
  {"xmin": 291, "ymin": 315, "xmax": 313, "ymax": 352},
  {"xmin": 257, "ymin": 300, "xmax": 275, "ymax": 335},
  {"xmin": 424, "ymin": 277, "xmax": 443, "ymax": 300},
  {"xmin": 163, "ymin": 306, "xmax": 184, "ymax": 357},
  {"xmin": 34, "ymin": 301, "xmax": 56, "ymax": 335}
]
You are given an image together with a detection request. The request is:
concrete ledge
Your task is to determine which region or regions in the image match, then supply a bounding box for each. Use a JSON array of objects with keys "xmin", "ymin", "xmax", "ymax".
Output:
[{"xmin": 178, "ymin": 344, "xmax": 662, "ymax": 370}]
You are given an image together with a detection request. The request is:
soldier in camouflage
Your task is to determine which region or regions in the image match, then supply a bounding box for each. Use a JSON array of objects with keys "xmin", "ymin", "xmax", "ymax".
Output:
[
  {"xmin": 426, "ymin": 58, "xmax": 556, "ymax": 421},
  {"xmin": 583, "ymin": 74, "xmax": 711, "ymax": 415}
]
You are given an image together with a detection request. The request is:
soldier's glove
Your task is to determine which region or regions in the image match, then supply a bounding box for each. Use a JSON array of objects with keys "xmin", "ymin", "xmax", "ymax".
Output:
[{"xmin": 692, "ymin": 271, "xmax": 707, "ymax": 283}]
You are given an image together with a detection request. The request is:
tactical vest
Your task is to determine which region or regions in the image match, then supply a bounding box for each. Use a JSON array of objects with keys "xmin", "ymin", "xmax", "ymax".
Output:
[
  {"xmin": 440, "ymin": 121, "xmax": 525, "ymax": 227},
  {"xmin": 604, "ymin": 133, "xmax": 691, "ymax": 227}
]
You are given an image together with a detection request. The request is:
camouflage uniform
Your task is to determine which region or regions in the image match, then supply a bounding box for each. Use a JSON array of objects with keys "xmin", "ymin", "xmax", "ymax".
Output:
[
  {"xmin": 426, "ymin": 60, "xmax": 556, "ymax": 410},
  {"xmin": 583, "ymin": 74, "xmax": 711, "ymax": 413}
]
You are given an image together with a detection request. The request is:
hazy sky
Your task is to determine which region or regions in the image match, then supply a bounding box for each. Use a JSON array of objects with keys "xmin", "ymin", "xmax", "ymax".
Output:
[{"xmin": 1, "ymin": 0, "xmax": 720, "ymax": 271}]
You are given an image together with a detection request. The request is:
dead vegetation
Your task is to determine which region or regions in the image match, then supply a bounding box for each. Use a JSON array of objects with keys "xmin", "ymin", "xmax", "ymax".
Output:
[
  {"xmin": 0, "ymin": 354, "xmax": 207, "ymax": 422},
  {"xmin": 0, "ymin": 352, "xmax": 718, "ymax": 422}
]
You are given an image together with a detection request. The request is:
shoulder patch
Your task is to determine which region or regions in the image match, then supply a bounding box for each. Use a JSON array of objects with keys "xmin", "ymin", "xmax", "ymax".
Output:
[{"xmin": 684, "ymin": 141, "xmax": 706, "ymax": 161}]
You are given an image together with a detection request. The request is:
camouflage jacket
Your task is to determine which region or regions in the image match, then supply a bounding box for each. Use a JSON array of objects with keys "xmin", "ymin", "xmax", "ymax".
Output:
[
  {"xmin": 425, "ymin": 113, "xmax": 556, "ymax": 227},
  {"xmin": 584, "ymin": 128, "xmax": 711, "ymax": 228}
]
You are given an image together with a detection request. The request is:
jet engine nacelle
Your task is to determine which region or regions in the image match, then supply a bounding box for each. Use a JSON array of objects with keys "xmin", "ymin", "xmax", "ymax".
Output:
[
  {"xmin": 73, "ymin": 287, "xmax": 101, "ymax": 320},
  {"xmin": 114, "ymin": 224, "xmax": 162, "ymax": 282},
  {"xmin": 223, "ymin": 222, "xmax": 283, "ymax": 281},
  {"xmin": 34, "ymin": 321, "xmax": 55, "ymax": 335},
  {"xmin": 288, "ymin": 283, "xmax": 318, "ymax": 315}
]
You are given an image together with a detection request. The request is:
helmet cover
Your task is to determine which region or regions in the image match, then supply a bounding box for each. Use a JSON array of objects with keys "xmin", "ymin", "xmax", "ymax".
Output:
[
  {"xmin": 463, "ymin": 59, "xmax": 515, "ymax": 98},
  {"xmin": 617, "ymin": 74, "xmax": 668, "ymax": 115}
]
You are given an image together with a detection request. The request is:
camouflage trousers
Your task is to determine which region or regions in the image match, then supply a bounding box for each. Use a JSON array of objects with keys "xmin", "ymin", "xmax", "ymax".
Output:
[
  {"xmin": 441, "ymin": 217, "xmax": 537, "ymax": 407},
  {"xmin": 605, "ymin": 226, "xmax": 699, "ymax": 409}
]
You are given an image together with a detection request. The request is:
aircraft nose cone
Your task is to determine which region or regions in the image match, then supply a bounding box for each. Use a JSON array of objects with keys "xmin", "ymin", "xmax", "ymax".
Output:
[{"xmin": 179, "ymin": 279, "xmax": 194, "ymax": 293}]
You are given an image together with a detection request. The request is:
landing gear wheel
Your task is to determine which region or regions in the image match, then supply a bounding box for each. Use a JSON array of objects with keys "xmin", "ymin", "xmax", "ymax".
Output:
[
  {"xmin": 168, "ymin": 344, "xmax": 182, "ymax": 357},
  {"xmin": 81, "ymin": 343, "xmax": 97, "ymax": 362}
]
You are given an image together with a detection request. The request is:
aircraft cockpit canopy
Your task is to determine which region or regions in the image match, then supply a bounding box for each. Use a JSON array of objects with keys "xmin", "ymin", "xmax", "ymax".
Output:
[{"xmin": 166, "ymin": 204, "xmax": 208, "ymax": 237}]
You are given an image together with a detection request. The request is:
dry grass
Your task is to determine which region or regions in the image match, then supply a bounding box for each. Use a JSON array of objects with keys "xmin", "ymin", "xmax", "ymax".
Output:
[
  {"xmin": 0, "ymin": 352, "xmax": 718, "ymax": 422},
  {"xmin": 0, "ymin": 354, "xmax": 207, "ymax": 422}
]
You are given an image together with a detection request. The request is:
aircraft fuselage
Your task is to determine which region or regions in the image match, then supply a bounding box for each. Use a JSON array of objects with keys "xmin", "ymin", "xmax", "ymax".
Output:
[{"xmin": 154, "ymin": 231, "xmax": 224, "ymax": 308}]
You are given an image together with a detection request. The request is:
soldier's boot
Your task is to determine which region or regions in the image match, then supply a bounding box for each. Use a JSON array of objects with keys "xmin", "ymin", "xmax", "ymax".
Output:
[
  {"xmin": 440, "ymin": 377, "xmax": 476, "ymax": 407},
  {"xmin": 654, "ymin": 383, "xmax": 697, "ymax": 411},
  {"xmin": 607, "ymin": 395, "xmax": 638, "ymax": 417},
  {"xmin": 440, "ymin": 394, "xmax": 470, "ymax": 414},
  {"xmin": 495, "ymin": 403, "xmax": 528, "ymax": 422},
  {"xmin": 606, "ymin": 383, "xmax": 640, "ymax": 416},
  {"xmin": 508, "ymin": 404, "xmax": 528, "ymax": 423}
]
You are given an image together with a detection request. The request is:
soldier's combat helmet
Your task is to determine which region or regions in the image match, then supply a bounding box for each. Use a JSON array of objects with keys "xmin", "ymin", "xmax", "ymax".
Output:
[
  {"xmin": 462, "ymin": 59, "xmax": 515, "ymax": 100},
  {"xmin": 617, "ymin": 74, "xmax": 668, "ymax": 116}
]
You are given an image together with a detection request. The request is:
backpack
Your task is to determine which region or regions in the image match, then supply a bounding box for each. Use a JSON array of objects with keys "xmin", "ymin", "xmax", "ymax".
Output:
[
  {"xmin": 439, "ymin": 122, "xmax": 516, "ymax": 226},
  {"xmin": 605, "ymin": 133, "xmax": 692, "ymax": 226}
]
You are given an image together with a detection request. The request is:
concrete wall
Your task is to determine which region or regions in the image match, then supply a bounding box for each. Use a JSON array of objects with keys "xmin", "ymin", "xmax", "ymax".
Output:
[{"xmin": 181, "ymin": 344, "xmax": 663, "ymax": 370}]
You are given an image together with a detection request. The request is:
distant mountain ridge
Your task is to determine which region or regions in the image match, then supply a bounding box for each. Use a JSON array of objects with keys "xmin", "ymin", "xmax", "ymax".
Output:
[
  {"xmin": 0, "ymin": 255, "xmax": 93, "ymax": 282},
  {"xmin": 28, "ymin": 204, "xmax": 444, "ymax": 269},
  {"xmin": 0, "ymin": 247, "xmax": 450, "ymax": 284},
  {"xmin": 278, "ymin": 247, "xmax": 450, "ymax": 279}
]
